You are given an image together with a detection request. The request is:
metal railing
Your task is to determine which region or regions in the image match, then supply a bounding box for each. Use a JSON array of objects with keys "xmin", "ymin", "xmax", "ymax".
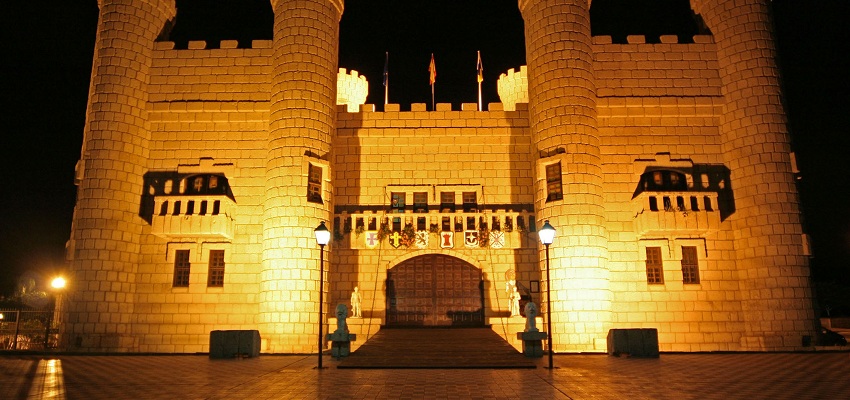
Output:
[{"xmin": 0, "ymin": 309, "xmax": 59, "ymax": 350}]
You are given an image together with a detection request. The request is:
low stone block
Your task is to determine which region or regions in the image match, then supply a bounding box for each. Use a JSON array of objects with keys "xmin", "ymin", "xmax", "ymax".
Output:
[{"xmin": 517, "ymin": 331, "xmax": 547, "ymax": 358}]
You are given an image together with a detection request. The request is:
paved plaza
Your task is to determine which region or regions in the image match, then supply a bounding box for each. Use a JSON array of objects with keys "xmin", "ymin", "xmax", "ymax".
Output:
[{"xmin": 2, "ymin": 351, "xmax": 849, "ymax": 399}]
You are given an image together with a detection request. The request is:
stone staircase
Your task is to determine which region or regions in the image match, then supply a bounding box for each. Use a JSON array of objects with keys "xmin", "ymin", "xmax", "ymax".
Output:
[{"xmin": 334, "ymin": 327, "xmax": 536, "ymax": 369}]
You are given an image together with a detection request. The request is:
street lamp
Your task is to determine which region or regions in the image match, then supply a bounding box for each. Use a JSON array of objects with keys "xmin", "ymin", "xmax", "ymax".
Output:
[
  {"xmin": 538, "ymin": 220, "xmax": 556, "ymax": 369},
  {"xmin": 314, "ymin": 221, "xmax": 331, "ymax": 369},
  {"xmin": 45, "ymin": 276, "xmax": 67, "ymax": 350}
]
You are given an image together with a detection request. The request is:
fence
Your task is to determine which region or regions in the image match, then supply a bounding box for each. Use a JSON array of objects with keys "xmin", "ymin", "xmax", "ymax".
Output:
[{"xmin": 0, "ymin": 308, "xmax": 59, "ymax": 350}]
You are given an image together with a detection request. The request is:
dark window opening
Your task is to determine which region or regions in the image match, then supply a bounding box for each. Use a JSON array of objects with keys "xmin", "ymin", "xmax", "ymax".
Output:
[
  {"xmin": 199, "ymin": 200, "xmax": 208, "ymax": 215},
  {"xmin": 546, "ymin": 163, "xmax": 563, "ymax": 202},
  {"xmin": 441, "ymin": 192, "xmax": 455, "ymax": 212},
  {"xmin": 417, "ymin": 217, "xmax": 426, "ymax": 231},
  {"xmin": 212, "ymin": 200, "xmax": 221, "ymax": 215},
  {"xmin": 173, "ymin": 250, "xmax": 190, "ymax": 287},
  {"xmin": 391, "ymin": 192, "xmax": 406, "ymax": 213},
  {"xmin": 645, "ymin": 247, "xmax": 664, "ymax": 284},
  {"xmin": 414, "ymin": 192, "xmax": 428, "ymax": 212},
  {"xmin": 173, "ymin": 201, "xmax": 182, "ymax": 215},
  {"xmin": 681, "ymin": 246, "xmax": 700, "ymax": 284},
  {"xmin": 463, "ymin": 192, "xmax": 478, "ymax": 212},
  {"xmin": 442, "ymin": 216, "xmax": 451, "ymax": 231},
  {"xmin": 159, "ymin": 201, "xmax": 169, "ymax": 216},
  {"xmin": 208, "ymin": 250, "xmax": 225, "ymax": 287},
  {"xmin": 308, "ymin": 164, "xmax": 323, "ymax": 204}
]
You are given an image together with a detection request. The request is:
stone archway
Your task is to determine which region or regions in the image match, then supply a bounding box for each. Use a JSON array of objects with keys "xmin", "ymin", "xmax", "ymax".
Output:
[{"xmin": 386, "ymin": 254, "xmax": 484, "ymax": 327}]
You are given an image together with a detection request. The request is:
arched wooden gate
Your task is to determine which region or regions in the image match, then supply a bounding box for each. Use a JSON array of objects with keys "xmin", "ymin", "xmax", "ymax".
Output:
[{"xmin": 386, "ymin": 254, "xmax": 484, "ymax": 327}]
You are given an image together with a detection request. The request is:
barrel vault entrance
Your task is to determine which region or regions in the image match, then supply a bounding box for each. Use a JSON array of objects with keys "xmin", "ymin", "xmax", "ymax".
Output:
[{"xmin": 386, "ymin": 254, "xmax": 484, "ymax": 327}]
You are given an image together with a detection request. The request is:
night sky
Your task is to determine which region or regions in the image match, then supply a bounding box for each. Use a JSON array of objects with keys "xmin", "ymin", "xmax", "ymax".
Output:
[{"xmin": 1, "ymin": 0, "xmax": 848, "ymax": 295}]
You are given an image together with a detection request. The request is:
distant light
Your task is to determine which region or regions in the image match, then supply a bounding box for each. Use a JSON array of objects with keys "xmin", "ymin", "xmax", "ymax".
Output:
[
  {"xmin": 314, "ymin": 222, "xmax": 331, "ymax": 246},
  {"xmin": 539, "ymin": 220, "xmax": 556, "ymax": 245},
  {"xmin": 51, "ymin": 277, "xmax": 66, "ymax": 290}
]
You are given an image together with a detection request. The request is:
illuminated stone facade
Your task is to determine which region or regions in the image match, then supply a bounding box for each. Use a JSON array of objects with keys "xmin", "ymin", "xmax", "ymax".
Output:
[{"xmin": 64, "ymin": 0, "xmax": 815, "ymax": 353}]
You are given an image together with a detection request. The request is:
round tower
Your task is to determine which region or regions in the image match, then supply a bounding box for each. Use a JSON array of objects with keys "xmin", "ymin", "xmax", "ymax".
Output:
[
  {"xmin": 65, "ymin": 0, "xmax": 176, "ymax": 352},
  {"xmin": 262, "ymin": 0, "xmax": 343, "ymax": 353},
  {"xmin": 518, "ymin": 0, "xmax": 611, "ymax": 352},
  {"xmin": 691, "ymin": 0, "xmax": 816, "ymax": 350}
]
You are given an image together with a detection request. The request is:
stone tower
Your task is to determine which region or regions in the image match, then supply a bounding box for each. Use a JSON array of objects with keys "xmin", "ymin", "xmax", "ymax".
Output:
[
  {"xmin": 519, "ymin": 0, "xmax": 612, "ymax": 352},
  {"xmin": 261, "ymin": 0, "xmax": 343, "ymax": 353},
  {"xmin": 65, "ymin": 0, "xmax": 176, "ymax": 351},
  {"xmin": 692, "ymin": 0, "xmax": 815, "ymax": 349}
]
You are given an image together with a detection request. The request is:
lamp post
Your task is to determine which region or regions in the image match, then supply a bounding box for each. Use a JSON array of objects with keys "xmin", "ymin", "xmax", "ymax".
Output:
[
  {"xmin": 538, "ymin": 220, "xmax": 556, "ymax": 369},
  {"xmin": 45, "ymin": 276, "xmax": 66, "ymax": 350},
  {"xmin": 314, "ymin": 222, "xmax": 331, "ymax": 369}
]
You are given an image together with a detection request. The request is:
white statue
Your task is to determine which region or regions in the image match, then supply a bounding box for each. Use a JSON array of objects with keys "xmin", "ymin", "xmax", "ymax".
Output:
[
  {"xmin": 335, "ymin": 303, "xmax": 348, "ymax": 333},
  {"xmin": 505, "ymin": 279, "xmax": 516, "ymax": 295},
  {"xmin": 509, "ymin": 286, "xmax": 521, "ymax": 317},
  {"xmin": 524, "ymin": 302, "xmax": 538, "ymax": 332},
  {"xmin": 350, "ymin": 286, "xmax": 362, "ymax": 318}
]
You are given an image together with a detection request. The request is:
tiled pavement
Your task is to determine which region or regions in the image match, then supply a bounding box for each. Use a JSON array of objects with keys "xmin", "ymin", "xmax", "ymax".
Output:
[{"xmin": 2, "ymin": 351, "xmax": 849, "ymax": 399}]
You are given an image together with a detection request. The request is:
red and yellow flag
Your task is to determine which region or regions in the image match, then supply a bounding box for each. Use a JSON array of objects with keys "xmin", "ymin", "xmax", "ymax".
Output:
[{"xmin": 429, "ymin": 53, "xmax": 436, "ymax": 85}]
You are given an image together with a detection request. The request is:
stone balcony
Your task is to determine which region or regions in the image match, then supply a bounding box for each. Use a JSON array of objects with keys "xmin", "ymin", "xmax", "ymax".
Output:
[
  {"xmin": 632, "ymin": 191, "xmax": 720, "ymax": 238},
  {"xmin": 151, "ymin": 195, "xmax": 236, "ymax": 240},
  {"xmin": 334, "ymin": 209, "xmax": 537, "ymax": 250}
]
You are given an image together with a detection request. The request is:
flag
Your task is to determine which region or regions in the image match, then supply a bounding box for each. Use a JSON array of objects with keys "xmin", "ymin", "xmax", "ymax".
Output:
[
  {"xmin": 429, "ymin": 53, "xmax": 436, "ymax": 85},
  {"xmin": 477, "ymin": 51, "xmax": 483, "ymax": 83},
  {"xmin": 383, "ymin": 52, "xmax": 388, "ymax": 87}
]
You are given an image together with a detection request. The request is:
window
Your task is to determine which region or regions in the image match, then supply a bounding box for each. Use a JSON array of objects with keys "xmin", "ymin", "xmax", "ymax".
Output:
[
  {"xmin": 209, "ymin": 175, "xmax": 218, "ymax": 189},
  {"xmin": 440, "ymin": 192, "xmax": 455, "ymax": 212},
  {"xmin": 173, "ymin": 250, "xmax": 190, "ymax": 287},
  {"xmin": 462, "ymin": 192, "xmax": 477, "ymax": 212},
  {"xmin": 413, "ymin": 192, "xmax": 428, "ymax": 212},
  {"xmin": 308, "ymin": 164, "xmax": 323, "ymax": 203},
  {"xmin": 546, "ymin": 163, "xmax": 563, "ymax": 202},
  {"xmin": 391, "ymin": 192, "xmax": 406, "ymax": 213},
  {"xmin": 208, "ymin": 250, "xmax": 225, "ymax": 287},
  {"xmin": 193, "ymin": 176, "xmax": 204, "ymax": 192},
  {"xmin": 681, "ymin": 246, "xmax": 700, "ymax": 284},
  {"xmin": 643, "ymin": 170, "xmax": 688, "ymax": 191},
  {"xmin": 645, "ymin": 247, "xmax": 664, "ymax": 284}
]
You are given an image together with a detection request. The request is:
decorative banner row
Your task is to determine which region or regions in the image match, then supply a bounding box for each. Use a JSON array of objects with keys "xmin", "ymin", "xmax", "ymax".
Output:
[{"xmin": 363, "ymin": 230, "xmax": 506, "ymax": 249}]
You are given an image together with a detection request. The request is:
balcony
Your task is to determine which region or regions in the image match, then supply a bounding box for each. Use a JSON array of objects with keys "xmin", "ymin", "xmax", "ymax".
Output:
[
  {"xmin": 151, "ymin": 195, "xmax": 236, "ymax": 240},
  {"xmin": 334, "ymin": 209, "xmax": 537, "ymax": 250},
  {"xmin": 632, "ymin": 191, "xmax": 720, "ymax": 238}
]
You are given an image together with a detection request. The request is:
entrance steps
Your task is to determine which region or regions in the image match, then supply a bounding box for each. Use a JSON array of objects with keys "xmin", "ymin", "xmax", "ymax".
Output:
[{"xmin": 335, "ymin": 327, "xmax": 535, "ymax": 369}]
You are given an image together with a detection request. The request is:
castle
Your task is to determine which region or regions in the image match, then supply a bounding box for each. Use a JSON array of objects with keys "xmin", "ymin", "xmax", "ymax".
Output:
[{"xmin": 63, "ymin": 0, "xmax": 816, "ymax": 353}]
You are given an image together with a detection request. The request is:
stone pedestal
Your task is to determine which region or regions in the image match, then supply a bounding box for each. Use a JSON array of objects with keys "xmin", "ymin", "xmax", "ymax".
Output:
[
  {"xmin": 488, "ymin": 317, "xmax": 544, "ymax": 352},
  {"xmin": 516, "ymin": 331, "xmax": 547, "ymax": 358},
  {"xmin": 328, "ymin": 317, "xmax": 380, "ymax": 352},
  {"xmin": 326, "ymin": 331, "xmax": 356, "ymax": 358}
]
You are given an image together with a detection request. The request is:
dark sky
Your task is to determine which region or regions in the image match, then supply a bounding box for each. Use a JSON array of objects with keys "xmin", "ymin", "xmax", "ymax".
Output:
[{"xmin": 1, "ymin": 0, "xmax": 848, "ymax": 295}]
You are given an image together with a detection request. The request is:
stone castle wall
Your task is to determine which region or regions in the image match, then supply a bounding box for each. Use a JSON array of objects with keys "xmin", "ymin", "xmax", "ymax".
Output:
[{"xmin": 65, "ymin": 2, "xmax": 814, "ymax": 353}]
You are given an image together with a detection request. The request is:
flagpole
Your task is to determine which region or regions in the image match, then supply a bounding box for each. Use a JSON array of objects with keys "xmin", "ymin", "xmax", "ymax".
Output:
[
  {"xmin": 383, "ymin": 52, "xmax": 389, "ymax": 106},
  {"xmin": 477, "ymin": 51, "xmax": 483, "ymax": 111}
]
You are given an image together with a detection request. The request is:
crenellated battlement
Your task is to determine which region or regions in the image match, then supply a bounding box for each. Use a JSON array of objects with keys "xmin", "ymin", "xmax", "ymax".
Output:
[
  {"xmin": 153, "ymin": 40, "xmax": 273, "ymax": 50},
  {"xmin": 497, "ymin": 66, "xmax": 528, "ymax": 112},
  {"xmin": 337, "ymin": 68, "xmax": 369, "ymax": 112}
]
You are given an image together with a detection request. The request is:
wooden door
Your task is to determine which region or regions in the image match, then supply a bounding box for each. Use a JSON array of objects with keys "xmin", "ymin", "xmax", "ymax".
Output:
[{"xmin": 386, "ymin": 255, "xmax": 483, "ymax": 327}]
